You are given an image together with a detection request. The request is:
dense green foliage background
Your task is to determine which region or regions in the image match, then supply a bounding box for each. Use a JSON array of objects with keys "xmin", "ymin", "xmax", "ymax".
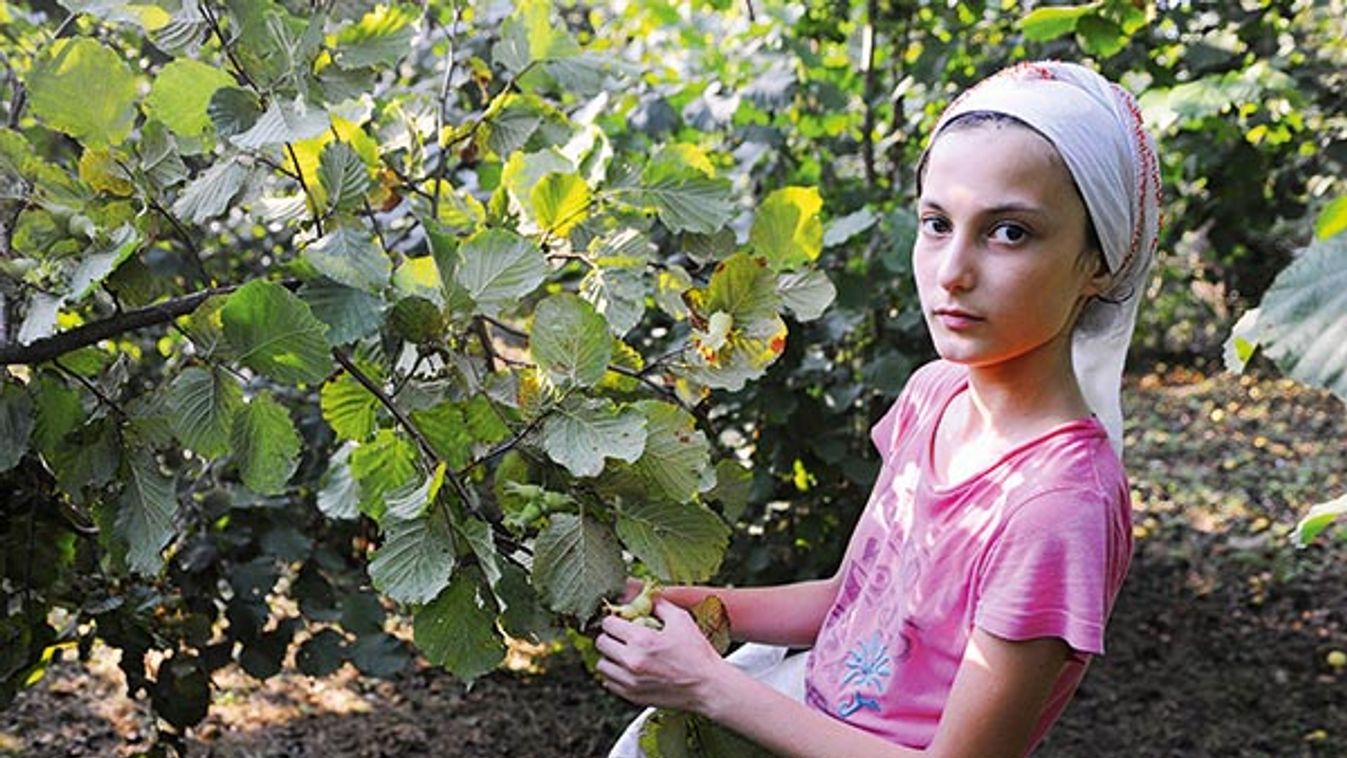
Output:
[{"xmin": 1, "ymin": 0, "xmax": 1344, "ymax": 752}]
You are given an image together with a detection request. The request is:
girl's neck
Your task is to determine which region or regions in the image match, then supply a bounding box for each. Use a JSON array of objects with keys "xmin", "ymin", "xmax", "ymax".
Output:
[{"xmin": 937, "ymin": 340, "xmax": 1093, "ymax": 484}]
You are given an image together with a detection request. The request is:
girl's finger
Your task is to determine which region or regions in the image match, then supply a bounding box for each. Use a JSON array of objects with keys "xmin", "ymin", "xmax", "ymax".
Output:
[
  {"xmin": 595, "ymin": 658, "xmax": 637, "ymax": 690},
  {"xmin": 600, "ymin": 612, "xmax": 648, "ymax": 643},
  {"xmin": 651, "ymin": 596, "xmax": 691, "ymax": 625},
  {"xmin": 594, "ymin": 632, "xmax": 627, "ymax": 663}
]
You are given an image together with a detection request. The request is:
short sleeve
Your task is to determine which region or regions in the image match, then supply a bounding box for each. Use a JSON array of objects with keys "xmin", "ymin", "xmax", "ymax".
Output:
[
  {"xmin": 870, "ymin": 361, "xmax": 959, "ymax": 455},
  {"xmin": 973, "ymin": 488, "xmax": 1125, "ymax": 657}
]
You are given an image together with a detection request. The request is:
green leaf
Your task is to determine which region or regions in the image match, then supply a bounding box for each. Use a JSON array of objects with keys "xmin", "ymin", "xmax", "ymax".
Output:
[
  {"xmin": 580, "ymin": 263, "xmax": 645, "ymax": 336},
  {"xmin": 317, "ymin": 442, "xmax": 360, "ymax": 520},
  {"xmin": 530, "ymin": 172, "xmax": 591, "ymax": 236},
  {"xmin": 628, "ymin": 400, "xmax": 712, "ymax": 503},
  {"xmin": 318, "ymin": 141, "xmax": 372, "ymax": 213},
  {"xmin": 1294, "ymin": 493, "xmax": 1347, "ymax": 547},
  {"xmin": 296, "ymin": 629, "xmax": 347, "ymax": 676},
  {"xmin": 350, "ymin": 429, "xmax": 419, "ymax": 519},
  {"xmin": 492, "ymin": 0, "xmax": 579, "ymax": 75},
  {"xmin": 486, "ymin": 102, "xmax": 543, "ymax": 156},
  {"xmin": 414, "ymin": 574, "xmax": 505, "ymax": 681},
  {"xmin": 541, "ymin": 397, "xmax": 646, "ymax": 478},
  {"xmin": 1316, "ymin": 195, "xmax": 1347, "ymax": 240},
  {"xmin": 705, "ymin": 253, "xmax": 781, "ymax": 324},
  {"xmin": 707, "ymin": 459, "xmax": 753, "ymax": 524},
  {"xmin": 333, "ymin": 4, "xmax": 421, "ymax": 69},
  {"xmin": 231, "ymin": 99, "xmax": 329, "ymax": 149},
  {"xmin": 172, "ymin": 159, "xmax": 250, "ymax": 224},
  {"xmin": 822, "ymin": 207, "xmax": 879, "ymax": 248},
  {"xmin": 168, "ymin": 367, "xmax": 243, "ymax": 459},
  {"xmin": 1223, "ymin": 308, "xmax": 1261, "ymax": 375},
  {"xmin": 140, "ymin": 120, "xmax": 188, "ymax": 189},
  {"xmin": 1020, "ymin": 3, "xmax": 1096, "ymax": 41},
  {"xmin": 231, "ymin": 394, "xmax": 301, "ymax": 495},
  {"xmin": 410, "ymin": 402, "xmax": 473, "ymax": 469},
  {"xmin": 384, "ymin": 461, "xmax": 446, "ymax": 521},
  {"xmin": 221, "ymin": 280, "xmax": 334, "ymax": 385},
  {"xmin": 502, "ymin": 148, "xmax": 575, "ymax": 204},
  {"xmin": 1254, "ymin": 235, "xmax": 1347, "ymax": 401},
  {"xmin": 348, "ymin": 632, "xmax": 410, "ymax": 678},
  {"xmin": 68, "ymin": 225, "xmax": 140, "ymax": 303},
  {"xmin": 1076, "ymin": 14, "xmax": 1128, "ymax": 58},
  {"xmin": 28, "ymin": 38, "xmax": 138, "ymax": 147},
  {"xmin": 464, "ymin": 395, "xmax": 511, "ymax": 445},
  {"xmin": 389, "ymin": 296, "xmax": 445, "ymax": 344},
  {"xmin": 116, "ymin": 452, "xmax": 177, "ymax": 576},
  {"xmin": 145, "ymin": 59, "xmax": 237, "ymax": 139},
  {"xmin": 635, "ymin": 162, "xmax": 735, "ymax": 234},
  {"xmin": 531, "ymin": 513, "xmax": 626, "ymax": 618},
  {"xmin": 368, "ymin": 513, "xmax": 455, "ymax": 604},
  {"xmin": 320, "ymin": 371, "xmax": 378, "ymax": 441},
  {"xmin": 0, "ymin": 382, "xmax": 35, "ymax": 473},
  {"xmin": 207, "ymin": 87, "xmax": 262, "ymax": 138},
  {"xmin": 304, "ymin": 226, "xmax": 390, "ymax": 293},
  {"xmin": 777, "ymin": 269, "xmax": 836, "ymax": 322},
  {"xmin": 615, "ymin": 500, "xmax": 728, "ymax": 584},
  {"xmin": 31, "ymin": 375, "xmax": 82, "ymax": 456},
  {"xmin": 750, "ymin": 186, "xmax": 823, "ymax": 270},
  {"xmin": 455, "ymin": 229, "xmax": 548, "ymax": 317},
  {"xmin": 300, "ymin": 280, "xmax": 385, "ymax": 346},
  {"xmin": 529, "ymin": 293, "xmax": 613, "ymax": 388}
]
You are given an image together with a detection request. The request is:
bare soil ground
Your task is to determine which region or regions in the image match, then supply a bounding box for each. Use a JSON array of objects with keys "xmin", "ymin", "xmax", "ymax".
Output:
[{"xmin": 3, "ymin": 367, "xmax": 1345, "ymax": 757}]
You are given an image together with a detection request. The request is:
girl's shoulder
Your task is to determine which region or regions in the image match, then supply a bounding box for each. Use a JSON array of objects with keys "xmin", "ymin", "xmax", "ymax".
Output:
[{"xmin": 871, "ymin": 360, "xmax": 967, "ymax": 455}]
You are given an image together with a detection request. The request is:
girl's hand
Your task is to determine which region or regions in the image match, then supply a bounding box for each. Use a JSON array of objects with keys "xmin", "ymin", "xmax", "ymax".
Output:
[{"xmin": 595, "ymin": 597, "xmax": 730, "ymax": 714}]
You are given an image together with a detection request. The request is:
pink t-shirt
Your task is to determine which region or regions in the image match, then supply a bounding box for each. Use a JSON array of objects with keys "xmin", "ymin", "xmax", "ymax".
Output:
[{"xmin": 804, "ymin": 360, "xmax": 1132, "ymax": 754}]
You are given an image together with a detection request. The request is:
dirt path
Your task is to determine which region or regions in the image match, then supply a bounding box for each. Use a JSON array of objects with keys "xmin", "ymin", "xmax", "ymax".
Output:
[{"xmin": 3, "ymin": 367, "xmax": 1345, "ymax": 757}]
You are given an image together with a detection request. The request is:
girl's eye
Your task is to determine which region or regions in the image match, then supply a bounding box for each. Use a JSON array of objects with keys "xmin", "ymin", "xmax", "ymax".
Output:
[
  {"xmin": 920, "ymin": 216, "xmax": 951, "ymax": 235},
  {"xmin": 990, "ymin": 223, "xmax": 1029, "ymax": 244}
]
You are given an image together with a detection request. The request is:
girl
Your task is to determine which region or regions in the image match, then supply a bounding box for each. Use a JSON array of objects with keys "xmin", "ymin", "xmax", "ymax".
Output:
[{"xmin": 597, "ymin": 61, "xmax": 1160, "ymax": 758}]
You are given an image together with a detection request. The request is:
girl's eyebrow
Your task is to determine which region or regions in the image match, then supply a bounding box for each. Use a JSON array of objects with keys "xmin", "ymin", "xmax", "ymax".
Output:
[{"xmin": 918, "ymin": 199, "xmax": 1050, "ymax": 218}]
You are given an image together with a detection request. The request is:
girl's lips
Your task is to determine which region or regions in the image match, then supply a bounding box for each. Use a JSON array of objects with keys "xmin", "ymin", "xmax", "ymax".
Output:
[{"xmin": 933, "ymin": 308, "xmax": 983, "ymax": 330}]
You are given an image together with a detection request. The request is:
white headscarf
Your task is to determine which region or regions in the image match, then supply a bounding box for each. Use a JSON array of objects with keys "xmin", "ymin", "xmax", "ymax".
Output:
[{"xmin": 928, "ymin": 61, "xmax": 1162, "ymax": 454}]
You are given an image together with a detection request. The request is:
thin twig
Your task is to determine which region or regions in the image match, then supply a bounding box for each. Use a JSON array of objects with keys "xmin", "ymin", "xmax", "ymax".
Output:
[
  {"xmin": 198, "ymin": 1, "xmax": 260, "ymax": 92},
  {"xmin": 481, "ymin": 314, "xmax": 527, "ymax": 341},
  {"xmin": 472, "ymin": 317, "xmax": 499, "ymax": 373},
  {"xmin": 286, "ymin": 143, "xmax": 324, "ymax": 237},
  {"xmin": 54, "ymin": 358, "xmax": 129, "ymax": 421},
  {"xmin": 432, "ymin": 0, "xmax": 463, "ymax": 220}
]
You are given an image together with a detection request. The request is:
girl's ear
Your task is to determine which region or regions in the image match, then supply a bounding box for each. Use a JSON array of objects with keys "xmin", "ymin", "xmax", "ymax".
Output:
[{"xmin": 1078, "ymin": 247, "xmax": 1110, "ymax": 298}]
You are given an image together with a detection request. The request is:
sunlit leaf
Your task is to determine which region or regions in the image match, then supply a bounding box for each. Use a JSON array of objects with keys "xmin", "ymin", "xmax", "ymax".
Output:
[
  {"xmin": 221, "ymin": 280, "xmax": 333, "ymax": 385},
  {"xmin": 168, "ymin": 367, "xmax": 243, "ymax": 459},
  {"xmin": 530, "ymin": 172, "xmax": 591, "ymax": 236},
  {"xmin": 455, "ymin": 228, "xmax": 548, "ymax": 317},
  {"xmin": 1316, "ymin": 195, "xmax": 1347, "ymax": 240},
  {"xmin": 750, "ymin": 186, "xmax": 823, "ymax": 270},
  {"xmin": 333, "ymin": 4, "xmax": 421, "ymax": 69},
  {"xmin": 28, "ymin": 38, "xmax": 138, "ymax": 147},
  {"xmin": 145, "ymin": 59, "xmax": 237, "ymax": 138},
  {"xmin": 320, "ymin": 371, "xmax": 378, "ymax": 442},
  {"xmin": 350, "ymin": 429, "xmax": 419, "ymax": 519},
  {"xmin": 1254, "ymin": 235, "xmax": 1347, "ymax": 400},
  {"xmin": 530, "ymin": 293, "xmax": 613, "ymax": 388},
  {"xmin": 231, "ymin": 394, "xmax": 301, "ymax": 495},
  {"xmin": 615, "ymin": 500, "xmax": 728, "ymax": 584},
  {"xmin": 1020, "ymin": 4, "xmax": 1095, "ymax": 41},
  {"xmin": 304, "ymin": 226, "xmax": 390, "ymax": 293},
  {"xmin": 1294, "ymin": 494, "xmax": 1347, "ymax": 547}
]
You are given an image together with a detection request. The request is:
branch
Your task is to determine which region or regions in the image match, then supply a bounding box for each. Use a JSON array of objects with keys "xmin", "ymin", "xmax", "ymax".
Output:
[
  {"xmin": 332, "ymin": 348, "xmax": 482, "ymax": 519},
  {"xmin": 0, "ymin": 285, "xmax": 240, "ymax": 366}
]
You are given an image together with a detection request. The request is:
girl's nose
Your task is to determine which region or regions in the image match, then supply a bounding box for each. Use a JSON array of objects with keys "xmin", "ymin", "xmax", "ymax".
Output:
[{"xmin": 937, "ymin": 234, "xmax": 976, "ymax": 293}]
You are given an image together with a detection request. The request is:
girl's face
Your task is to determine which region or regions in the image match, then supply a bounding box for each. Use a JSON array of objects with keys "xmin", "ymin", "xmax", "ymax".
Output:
[{"xmin": 913, "ymin": 124, "xmax": 1104, "ymax": 373}]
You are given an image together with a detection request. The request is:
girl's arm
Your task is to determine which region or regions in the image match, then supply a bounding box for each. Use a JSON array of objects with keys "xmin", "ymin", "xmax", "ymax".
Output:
[
  {"xmin": 596, "ymin": 600, "xmax": 1069, "ymax": 758},
  {"xmin": 656, "ymin": 579, "xmax": 841, "ymax": 648}
]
